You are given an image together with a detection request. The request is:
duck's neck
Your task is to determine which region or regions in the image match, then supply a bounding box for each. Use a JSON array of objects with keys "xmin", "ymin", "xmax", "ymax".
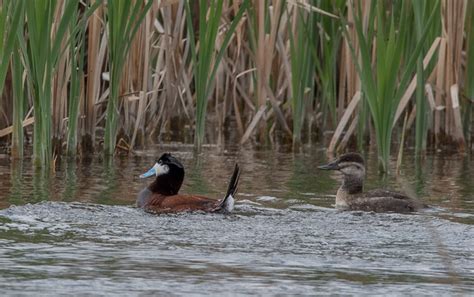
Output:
[
  {"xmin": 148, "ymin": 176, "xmax": 182, "ymax": 196},
  {"xmin": 336, "ymin": 176, "xmax": 363, "ymax": 207},
  {"xmin": 342, "ymin": 175, "xmax": 363, "ymax": 194}
]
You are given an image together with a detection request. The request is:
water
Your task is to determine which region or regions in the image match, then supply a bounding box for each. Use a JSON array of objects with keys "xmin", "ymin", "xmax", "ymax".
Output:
[{"xmin": 0, "ymin": 145, "xmax": 473, "ymax": 296}]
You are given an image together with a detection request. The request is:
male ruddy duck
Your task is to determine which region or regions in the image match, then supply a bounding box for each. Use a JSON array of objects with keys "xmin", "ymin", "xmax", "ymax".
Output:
[
  {"xmin": 137, "ymin": 153, "xmax": 240, "ymax": 214},
  {"xmin": 318, "ymin": 152, "xmax": 425, "ymax": 213}
]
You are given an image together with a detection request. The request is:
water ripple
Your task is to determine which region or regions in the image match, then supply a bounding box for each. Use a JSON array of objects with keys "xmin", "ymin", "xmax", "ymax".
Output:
[{"xmin": 0, "ymin": 201, "xmax": 472, "ymax": 295}]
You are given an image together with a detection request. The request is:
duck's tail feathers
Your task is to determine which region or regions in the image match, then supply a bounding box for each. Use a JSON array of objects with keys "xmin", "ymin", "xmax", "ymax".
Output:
[{"xmin": 215, "ymin": 164, "xmax": 240, "ymax": 213}]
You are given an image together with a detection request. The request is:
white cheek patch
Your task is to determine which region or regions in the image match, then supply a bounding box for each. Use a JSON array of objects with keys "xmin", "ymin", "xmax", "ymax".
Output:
[{"xmin": 154, "ymin": 163, "xmax": 169, "ymax": 176}]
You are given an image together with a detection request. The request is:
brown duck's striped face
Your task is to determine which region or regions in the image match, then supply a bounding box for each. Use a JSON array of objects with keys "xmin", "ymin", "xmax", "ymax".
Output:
[{"xmin": 318, "ymin": 153, "xmax": 366, "ymax": 179}]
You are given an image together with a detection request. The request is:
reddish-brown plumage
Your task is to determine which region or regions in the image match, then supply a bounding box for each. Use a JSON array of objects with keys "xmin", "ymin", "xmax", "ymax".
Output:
[{"xmin": 143, "ymin": 193, "xmax": 222, "ymax": 214}]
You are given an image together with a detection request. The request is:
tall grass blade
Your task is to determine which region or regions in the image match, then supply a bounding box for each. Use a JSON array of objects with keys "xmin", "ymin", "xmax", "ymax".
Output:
[
  {"xmin": 185, "ymin": 0, "xmax": 249, "ymax": 149},
  {"xmin": 288, "ymin": 4, "xmax": 315, "ymax": 145},
  {"xmin": 310, "ymin": 0, "xmax": 344, "ymax": 130},
  {"xmin": 66, "ymin": 5, "xmax": 88, "ymax": 156},
  {"xmin": 19, "ymin": 0, "xmax": 97, "ymax": 166},
  {"xmin": 0, "ymin": 1, "xmax": 24, "ymax": 96},
  {"xmin": 413, "ymin": 1, "xmax": 427, "ymax": 154},
  {"xmin": 413, "ymin": 0, "xmax": 440, "ymax": 154},
  {"xmin": 104, "ymin": 0, "xmax": 153, "ymax": 155},
  {"xmin": 11, "ymin": 39, "xmax": 24, "ymax": 159},
  {"xmin": 5, "ymin": 3, "xmax": 26, "ymax": 159},
  {"xmin": 343, "ymin": 0, "xmax": 439, "ymax": 171}
]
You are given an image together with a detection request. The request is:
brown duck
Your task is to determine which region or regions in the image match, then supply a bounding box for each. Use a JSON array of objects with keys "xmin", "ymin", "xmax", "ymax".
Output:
[{"xmin": 318, "ymin": 152, "xmax": 426, "ymax": 213}]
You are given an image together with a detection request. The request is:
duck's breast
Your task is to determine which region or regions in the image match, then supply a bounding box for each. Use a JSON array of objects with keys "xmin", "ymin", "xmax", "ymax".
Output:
[{"xmin": 137, "ymin": 187, "xmax": 152, "ymax": 208}]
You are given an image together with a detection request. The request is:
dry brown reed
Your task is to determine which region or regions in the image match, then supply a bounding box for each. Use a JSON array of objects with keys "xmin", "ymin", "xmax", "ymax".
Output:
[
  {"xmin": 433, "ymin": 0, "xmax": 467, "ymax": 150},
  {"xmin": 0, "ymin": 0, "xmax": 473, "ymax": 161}
]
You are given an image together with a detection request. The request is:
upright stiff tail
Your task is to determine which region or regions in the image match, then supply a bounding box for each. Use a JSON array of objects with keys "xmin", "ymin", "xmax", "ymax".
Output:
[{"xmin": 216, "ymin": 164, "xmax": 240, "ymax": 213}]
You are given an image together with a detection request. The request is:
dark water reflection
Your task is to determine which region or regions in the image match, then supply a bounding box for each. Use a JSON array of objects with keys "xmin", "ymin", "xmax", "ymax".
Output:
[{"xmin": 0, "ymin": 145, "xmax": 473, "ymax": 295}]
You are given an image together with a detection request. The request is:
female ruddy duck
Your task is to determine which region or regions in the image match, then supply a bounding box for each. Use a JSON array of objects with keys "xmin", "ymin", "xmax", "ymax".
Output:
[
  {"xmin": 318, "ymin": 152, "xmax": 425, "ymax": 213},
  {"xmin": 137, "ymin": 153, "xmax": 240, "ymax": 214}
]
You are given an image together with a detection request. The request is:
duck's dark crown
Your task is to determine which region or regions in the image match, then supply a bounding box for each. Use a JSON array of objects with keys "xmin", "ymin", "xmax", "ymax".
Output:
[
  {"xmin": 157, "ymin": 153, "xmax": 184, "ymax": 169},
  {"xmin": 337, "ymin": 152, "xmax": 365, "ymax": 166}
]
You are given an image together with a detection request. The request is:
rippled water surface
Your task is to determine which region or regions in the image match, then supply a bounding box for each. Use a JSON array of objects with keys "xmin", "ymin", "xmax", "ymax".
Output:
[{"xmin": 0, "ymin": 145, "xmax": 473, "ymax": 296}]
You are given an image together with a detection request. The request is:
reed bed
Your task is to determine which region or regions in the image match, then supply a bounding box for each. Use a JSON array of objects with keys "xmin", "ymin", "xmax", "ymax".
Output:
[{"xmin": 0, "ymin": 0, "xmax": 473, "ymax": 171}]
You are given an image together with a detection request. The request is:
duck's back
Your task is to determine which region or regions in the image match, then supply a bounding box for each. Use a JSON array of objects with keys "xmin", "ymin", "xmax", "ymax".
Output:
[
  {"xmin": 348, "ymin": 189, "xmax": 424, "ymax": 213},
  {"xmin": 143, "ymin": 193, "xmax": 219, "ymax": 213}
]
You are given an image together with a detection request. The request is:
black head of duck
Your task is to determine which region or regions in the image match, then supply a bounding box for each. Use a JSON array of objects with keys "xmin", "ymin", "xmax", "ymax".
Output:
[
  {"xmin": 318, "ymin": 152, "xmax": 425, "ymax": 213},
  {"xmin": 139, "ymin": 153, "xmax": 185, "ymax": 196},
  {"xmin": 137, "ymin": 153, "xmax": 240, "ymax": 214}
]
